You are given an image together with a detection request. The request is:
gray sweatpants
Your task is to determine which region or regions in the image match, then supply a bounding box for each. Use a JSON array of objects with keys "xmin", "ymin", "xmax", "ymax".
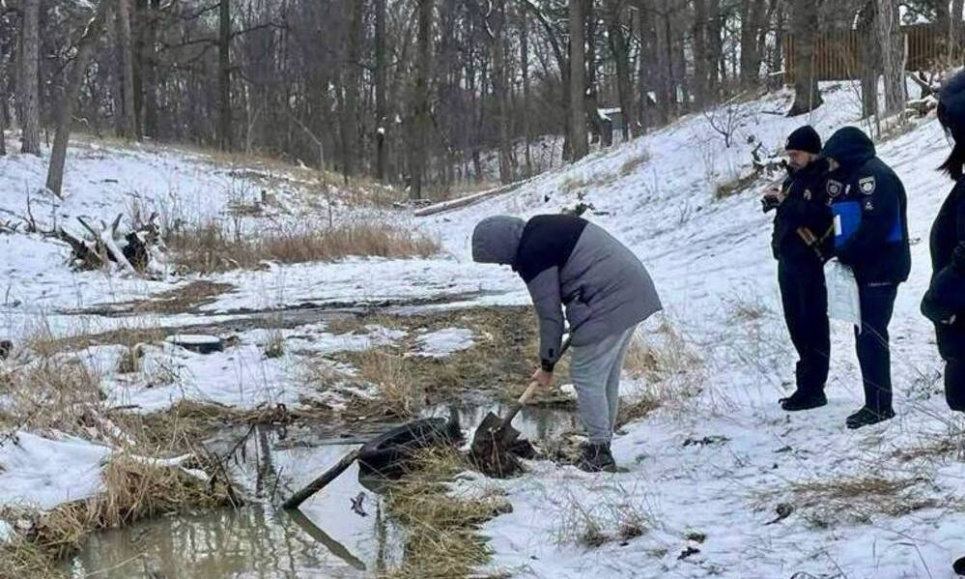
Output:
[{"xmin": 570, "ymin": 325, "xmax": 637, "ymax": 444}]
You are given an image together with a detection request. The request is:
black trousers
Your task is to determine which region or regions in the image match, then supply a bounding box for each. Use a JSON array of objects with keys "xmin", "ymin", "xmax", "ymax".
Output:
[
  {"xmin": 778, "ymin": 258, "xmax": 830, "ymax": 395},
  {"xmin": 938, "ymin": 322, "xmax": 965, "ymax": 411},
  {"xmin": 855, "ymin": 283, "xmax": 898, "ymax": 413}
]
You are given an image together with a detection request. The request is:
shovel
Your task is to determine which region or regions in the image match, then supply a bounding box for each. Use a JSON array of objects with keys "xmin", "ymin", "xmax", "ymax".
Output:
[{"xmin": 469, "ymin": 338, "xmax": 571, "ymax": 477}]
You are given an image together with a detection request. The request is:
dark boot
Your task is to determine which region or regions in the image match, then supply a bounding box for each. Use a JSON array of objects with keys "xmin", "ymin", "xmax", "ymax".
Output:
[
  {"xmin": 954, "ymin": 556, "xmax": 965, "ymax": 576},
  {"xmin": 780, "ymin": 390, "xmax": 827, "ymax": 412},
  {"xmin": 576, "ymin": 442, "xmax": 617, "ymax": 473},
  {"xmin": 845, "ymin": 406, "xmax": 895, "ymax": 430}
]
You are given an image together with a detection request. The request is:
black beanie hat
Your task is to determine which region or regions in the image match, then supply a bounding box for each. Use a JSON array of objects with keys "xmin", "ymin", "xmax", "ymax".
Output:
[{"xmin": 785, "ymin": 125, "xmax": 822, "ymax": 154}]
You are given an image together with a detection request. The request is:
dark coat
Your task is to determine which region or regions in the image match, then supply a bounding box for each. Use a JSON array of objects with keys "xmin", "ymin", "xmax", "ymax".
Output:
[
  {"xmin": 772, "ymin": 160, "xmax": 833, "ymax": 263},
  {"xmin": 922, "ymin": 179, "xmax": 965, "ymax": 360},
  {"xmin": 823, "ymin": 127, "xmax": 911, "ymax": 285}
]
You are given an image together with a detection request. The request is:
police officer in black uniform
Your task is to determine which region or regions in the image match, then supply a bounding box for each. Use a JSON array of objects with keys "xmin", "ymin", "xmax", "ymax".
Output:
[
  {"xmin": 763, "ymin": 126, "xmax": 833, "ymax": 411},
  {"xmin": 823, "ymin": 126, "xmax": 911, "ymax": 429},
  {"xmin": 922, "ymin": 70, "xmax": 965, "ymax": 417}
]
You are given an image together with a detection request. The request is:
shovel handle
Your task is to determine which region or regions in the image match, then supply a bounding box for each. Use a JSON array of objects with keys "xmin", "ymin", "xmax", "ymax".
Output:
[
  {"xmin": 499, "ymin": 380, "xmax": 540, "ymax": 427},
  {"xmin": 499, "ymin": 337, "xmax": 572, "ymax": 431}
]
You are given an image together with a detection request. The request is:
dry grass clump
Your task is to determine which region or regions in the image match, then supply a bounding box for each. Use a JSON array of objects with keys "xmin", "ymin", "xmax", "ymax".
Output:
[
  {"xmin": 167, "ymin": 219, "xmax": 439, "ymax": 274},
  {"xmin": 618, "ymin": 322, "xmax": 702, "ymax": 427},
  {"xmin": 0, "ymin": 356, "xmax": 104, "ymax": 437},
  {"xmin": 619, "ymin": 149, "xmax": 651, "ymax": 177},
  {"xmin": 26, "ymin": 455, "xmax": 236, "ymax": 560},
  {"xmin": 382, "ymin": 449, "xmax": 510, "ymax": 579},
  {"xmin": 556, "ymin": 494, "xmax": 652, "ymax": 549},
  {"xmin": 785, "ymin": 474, "xmax": 941, "ymax": 527},
  {"xmin": 343, "ymin": 349, "xmax": 421, "ymax": 419},
  {"xmin": 715, "ymin": 171, "xmax": 761, "ymax": 199},
  {"xmin": 0, "ymin": 537, "xmax": 64, "ymax": 579},
  {"xmin": 262, "ymin": 330, "xmax": 286, "ymax": 359}
]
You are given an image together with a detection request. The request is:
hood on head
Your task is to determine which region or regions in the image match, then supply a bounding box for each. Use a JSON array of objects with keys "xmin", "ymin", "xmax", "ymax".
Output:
[
  {"xmin": 940, "ymin": 69, "xmax": 965, "ymax": 142},
  {"xmin": 821, "ymin": 127, "xmax": 876, "ymax": 171},
  {"xmin": 471, "ymin": 216, "xmax": 526, "ymax": 266}
]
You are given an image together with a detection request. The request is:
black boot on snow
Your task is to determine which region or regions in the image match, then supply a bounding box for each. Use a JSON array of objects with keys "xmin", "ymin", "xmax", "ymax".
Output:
[
  {"xmin": 780, "ymin": 390, "xmax": 828, "ymax": 412},
  {"xmin": 954, "ymin": 556, "xmax": 965, "ymax": 576},
  {"xmin": 845, "ymin": 406, "xmax": 895, "ymax": 430},
  {"xmin": 576, "ymin": 442, "xmax": 617, "ymax": 473}
]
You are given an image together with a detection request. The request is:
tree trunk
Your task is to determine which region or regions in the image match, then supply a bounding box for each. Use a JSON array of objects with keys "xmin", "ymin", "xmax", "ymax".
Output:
[
  {"xmin": 634, "ymin": 1, "xmax": 653, "ymax": 130},
  {"xmin": 218, "ymin": 0, "xmax": 231, "ymax": 151},
  {"xmin": 489, "ymin": 0, "xmax": 513, "ymax": 184},
  {"xmin": 787, "ymin": 0, "xmax": 823, "ymax": 116},
  {"xmin": 569, "ymin": 0, "xmax": 589, "ymax": 160},
  {"xmin": 520, "ymin": 8, "xmax": 532, "ymax": 176},
  {"xmin": 953, "ymin": 0, "xmax": 964, "ymax": 63},
  {"xmin": 707, "ymin": 0, "xmax": 723, "ymax": 96},
  {"xmin": 142, "ymin": 0, "xmax": 159, "ymax": 139},
  {"xmin": 654, "ymin": 0, "xmax": 673, "ymax": 123},
  {"xmin": 375, "ymin": 0, "xmax": 388, "ymax": 182},
  {"xmin": 584, "ymin": 0, "xmax": 605, "ymax": 144},
  {"xmin": 116, "ymin": 0, "xmax": 137, "ymax": 139},
  {"xmin": 692, "ymin": 0, "xmax": 709, "ymax": 109},
  {"xmin": 856, "ymin": 1, "xmax": 877, "ymax": 119},
  {"xmin": 875, "ymin": 0, "xmax": 905, "ymax": 116},
  {"xmin": 768, "ymin": 0, "xmax": 785, "ymax": 89},
  {"xmin": 19, "ymin": 0, "xmax": 41, "ymax": 155},
  {"xmin": 342, "ymin": 0, "xmax": 363, "ymax": 179},
  {"xmin": 410, "ymin": 0, "xmax": 432, "ymax": 200},
  {"xmin": 739, "ymin": 0, "xmax": 767, "ymax": 88},
  {"xmin": 605, "ymin": 0, "xmax": 635, "ymax": 139},
  {"xmin": 47, "ymin": 1, "xmax": 113, "ymax": 196},
  {"xmin": 0, "ymin": 33, "xmax": 6, "ymax": 157}
]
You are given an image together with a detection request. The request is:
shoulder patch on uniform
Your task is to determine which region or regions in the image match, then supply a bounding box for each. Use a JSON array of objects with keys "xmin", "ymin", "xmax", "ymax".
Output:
[
  {"xmin": 859, "ymin": 176, "xmax": 876, "ymax": 195},
  {"xmin": 826, "ymin": 179, "xmax": 843, "ymax": 198},
  {"xmin": 804, "ymin": 189, "xmax": 813, "ymax": 201}
]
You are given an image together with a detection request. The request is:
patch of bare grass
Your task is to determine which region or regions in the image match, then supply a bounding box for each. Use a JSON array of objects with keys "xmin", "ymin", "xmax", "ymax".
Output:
[
  {"xmin": 619, "ymin": 149, "xmax": 651, "ymax": 177},
  {"xmin": 167, "ymin": 219, "xmax": 439, "ymax": 274},
  {"xmin": 382, "ymin": 448, "xmax": 509, "ymax": 579},
  {"xmin": 556, "ymin": 492, "xmax": 653, "ymax": 549},
  {"xmin": 784, "ymin": 474, "xmax": 942, "ymax": 527},
  {"xmin": 0, "ymin": 537, "xmax": 64, "ymax": 579},
  {"xmin": 715, "ymin": 171, "xmax": 761, "ymax": 199},
  {"xmin": 619, "ymin": 322, "xmax": 702, "ymax": 427},
  {"xmin": 344, "ymin": 349, "xmax": 420, "ymax": 419}
]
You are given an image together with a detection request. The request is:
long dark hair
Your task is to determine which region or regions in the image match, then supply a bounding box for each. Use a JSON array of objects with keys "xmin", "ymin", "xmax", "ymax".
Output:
[{"xmin": 938, "ymin": 100, "xmax": 965, "ymax": 180}]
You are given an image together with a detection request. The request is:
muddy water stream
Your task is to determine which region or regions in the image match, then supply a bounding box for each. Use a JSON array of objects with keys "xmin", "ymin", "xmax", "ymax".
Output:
[{"xmin": 65, "ymin": 404, "xmax": 577, "ymax": 578}]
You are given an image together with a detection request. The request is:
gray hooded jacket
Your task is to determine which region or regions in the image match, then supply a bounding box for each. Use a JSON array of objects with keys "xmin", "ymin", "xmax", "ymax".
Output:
[{"xmin": 473, "ymin": 214, "xmax": 662, "ymax": 370}]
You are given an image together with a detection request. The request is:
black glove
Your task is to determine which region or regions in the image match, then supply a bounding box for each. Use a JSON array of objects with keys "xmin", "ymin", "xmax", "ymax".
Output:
[
  {"xmin": 922, "ymin": 291, "xmax": 959, "ymax": 326},
  {"xmin": 761, "ymin": 194, "xmax": 782, "ymax": 213}
]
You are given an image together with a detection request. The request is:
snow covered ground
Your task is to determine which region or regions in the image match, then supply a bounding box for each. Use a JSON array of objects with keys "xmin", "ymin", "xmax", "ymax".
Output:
[{"xmin": 2, "ymin": 78, "xmax": 965, "ymax": 577}]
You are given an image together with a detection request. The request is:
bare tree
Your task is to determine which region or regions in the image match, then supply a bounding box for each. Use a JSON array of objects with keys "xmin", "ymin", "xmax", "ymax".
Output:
[
  {"xmin": 569, "ymin": 0, "xmax": 589, "ymax": 159},
  {"xmin": 116, "ymin": 0, "xmax": 138, "ymax": 139},
  {"xmin": 787, "ymin": 0, "xmax": 823, "ymax": 116},
  {"xmin": 47, "ymin": 0, "xmax": 113, "ymax": 196},
  {"xmin": 18, "ymin": 0, "xmax": 40, "ymax": 155},
  {"xmin": 856, "ymin": 0, "xmax": 878, "ymax": 119},
  {"xmin": 342, "ymin": 0, "xmax": 364, "ymax": 179},
  {"xmin": 954, "ymin": 0, "xmax": 964, "ymax": 62},
  {"xmin": 218, "ymin": 0, "xmax": 231, "ymax": 151},
  {"xmin": 605, "ymin": 0, "xmax": 636, "ymax": 138},
  {"xmin": 409, "ymin": 0, "xmax": 433, "ymax": 199},
  {"xmin": 875, "ymin": 0, "xmax": 905, "ymax": 116},
  {"xmin": 739, "ymin": 0, "xmax": 768, "ymax": 88},
  {"xmin": 375, "ymin": 0, "xmax": 388, "ymax": 182}
]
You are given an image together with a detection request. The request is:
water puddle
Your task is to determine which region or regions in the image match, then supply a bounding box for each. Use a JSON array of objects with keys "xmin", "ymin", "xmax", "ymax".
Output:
[{"xmin": 65, "ymin": 402, "xmax": 577, "ymax": 578}]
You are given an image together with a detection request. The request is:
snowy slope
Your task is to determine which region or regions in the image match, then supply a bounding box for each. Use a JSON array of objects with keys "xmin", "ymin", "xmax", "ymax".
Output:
[
  {"xmin": 1, "ymin": 79, "xmax": 964, "ymax": 578},
  {"xmin": 415, "ymin": 85, "xmax": 965, "ymax": 577}
]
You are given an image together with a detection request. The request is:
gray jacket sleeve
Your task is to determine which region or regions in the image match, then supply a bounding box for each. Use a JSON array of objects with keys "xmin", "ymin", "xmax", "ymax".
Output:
[{"xmin": 525, "ymin": 267, "xmax": 565, "ymax": 371}]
